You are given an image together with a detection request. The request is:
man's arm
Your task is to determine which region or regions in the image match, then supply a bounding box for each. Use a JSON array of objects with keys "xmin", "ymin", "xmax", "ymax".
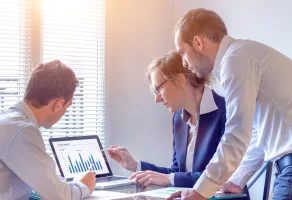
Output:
[
  {"xmin": 194, "ymin": 55, "xmax": 260, "ymax": 198},
  {"xmin": 228, "ymin": 127, "xmax": 265, "ymax": 188},
  {"xmin": 2, "ymin": 126, "xmax": 91, "ymax": 200}
]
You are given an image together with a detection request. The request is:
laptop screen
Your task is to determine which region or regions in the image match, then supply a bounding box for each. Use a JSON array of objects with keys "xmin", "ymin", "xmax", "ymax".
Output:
[{"xmin": 50, "ymin": 136, "xmax": 112, "ymax": 179}]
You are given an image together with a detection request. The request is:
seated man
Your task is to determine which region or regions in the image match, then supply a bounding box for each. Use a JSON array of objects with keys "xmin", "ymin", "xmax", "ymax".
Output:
[
  {"xmin": 0, "ymin": 60, "xmax": 96, "ymax": 200},
  {"xmin": 108, "ymin": 52, "xmax": 238, "ymax": 189}
]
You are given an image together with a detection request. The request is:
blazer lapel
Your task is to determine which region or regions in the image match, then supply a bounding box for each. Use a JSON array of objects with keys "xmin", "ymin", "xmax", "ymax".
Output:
[
  {"xmin": 175, "ymin": 121, "xmax": 189, "ymax": 171},
  {"xmin": 192, "ymin": 113, "xmax": 212, "ymax": 172}
]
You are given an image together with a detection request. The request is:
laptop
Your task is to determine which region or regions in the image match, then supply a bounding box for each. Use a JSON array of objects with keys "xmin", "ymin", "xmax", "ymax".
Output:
[{"xmin": 49, "ymin": 135, "xmax": 135, "ymax": 189}]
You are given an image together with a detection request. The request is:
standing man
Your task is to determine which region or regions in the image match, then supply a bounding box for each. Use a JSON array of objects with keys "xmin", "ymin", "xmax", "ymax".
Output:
[
  {"xmin": 168, "ymin": 8, "xmax": 292, "ymax": 200},
  {"xmin": 0, "ymin": 60, "xmax": 96, "ymax": 200}
]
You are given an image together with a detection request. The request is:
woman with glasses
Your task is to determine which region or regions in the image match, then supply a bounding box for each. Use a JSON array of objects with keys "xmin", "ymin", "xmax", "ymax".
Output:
[{"xmin": 108, "ymin": 51, "xmax": 241, "ymax": 191}]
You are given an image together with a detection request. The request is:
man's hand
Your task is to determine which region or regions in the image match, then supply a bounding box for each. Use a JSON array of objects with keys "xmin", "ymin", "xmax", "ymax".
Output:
[
  {"xmin": 129, "ymin": 170, "xmax": 170, "ymax": 186},
  {"xmin": 167, "ymin": 189, "xmax": 207, "ymax": 200},
  {"xmin": 107, "ymin": 145, "xmax": 138, "ymax": 171},
  {"xmin": 220, "ymin": 181, "xmax": 243, "ymax": 194},
  {"xmin": 79, "ymin": 171, "xmax": 96, "ymax": 193}
]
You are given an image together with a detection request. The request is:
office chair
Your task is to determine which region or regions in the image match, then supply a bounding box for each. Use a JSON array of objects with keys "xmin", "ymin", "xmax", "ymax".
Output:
[{"xmin": 247, "ymin": 161, "xmax": 273, "ymax": 200}]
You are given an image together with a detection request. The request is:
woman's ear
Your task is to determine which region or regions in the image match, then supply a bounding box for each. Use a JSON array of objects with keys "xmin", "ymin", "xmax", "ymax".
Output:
[{"xmin": 175, "ymin": 73, "xmax": 186, "ymax": 87}]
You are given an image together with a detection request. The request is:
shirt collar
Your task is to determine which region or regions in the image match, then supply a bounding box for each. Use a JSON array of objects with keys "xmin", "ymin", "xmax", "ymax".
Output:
[
  {"xmin": 181, "ymin": 86, "xmax": 218, "ymax": 123},
  {"xmin": 10, "ymin": 101, "xmax": 38, "ymax": 127},
  {"xmin": 213, "ymin": 35, "xmax": 235, "ymax": 80}
]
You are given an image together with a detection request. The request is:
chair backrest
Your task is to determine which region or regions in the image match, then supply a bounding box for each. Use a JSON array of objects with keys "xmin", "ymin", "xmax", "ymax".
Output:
[{"xmin": 247, "ymin": 161, "xmax": 273, "ymax": 200}]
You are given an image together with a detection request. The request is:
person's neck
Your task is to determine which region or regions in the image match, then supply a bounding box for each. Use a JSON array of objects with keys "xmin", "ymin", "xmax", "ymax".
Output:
[
  {"xmin": 183, "ymin": 85, "xmax": 204, "ymax": 121},
  {"xmin": 210, "ymin": 42, "xmax": 220, "ymax": 64},
  {"xmin": 25, "ymin": 100, "xmax": 46, "ymax": 128},
  {"xmin": 203, "ymin": 37, "xmax": 221, "ymax": 66}
]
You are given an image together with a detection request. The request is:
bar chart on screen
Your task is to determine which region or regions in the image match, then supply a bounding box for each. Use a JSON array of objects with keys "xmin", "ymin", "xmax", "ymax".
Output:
[
  {"xmin": 67, "ymin": 153, "xmax": 104, "ymax": 174},
  {"xmin": 53, "ymin": 139, "xmax": 109, "ymax": 178}
]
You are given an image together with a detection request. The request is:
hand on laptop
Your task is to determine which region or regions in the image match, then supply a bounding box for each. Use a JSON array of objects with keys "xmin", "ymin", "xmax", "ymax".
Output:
[
  {"xmin": 107, "ymin": 145, "xmax": 138, "ymax": 172},
  {"xmin": 77, "ymin": 171, "xmax": 96, "ymax": 193},
  {"xmin": 129, "ymin": 170, "xmax": 170, "ymax": 186},
  {"xmin": 220, "ymin": 181, "xmax": 243, "ymax": 194}
]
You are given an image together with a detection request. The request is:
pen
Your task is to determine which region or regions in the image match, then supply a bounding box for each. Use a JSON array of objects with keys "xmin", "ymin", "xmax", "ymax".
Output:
[{"xmin": 98, "ymin": 147, "xmax": 126, "ymax": 152}]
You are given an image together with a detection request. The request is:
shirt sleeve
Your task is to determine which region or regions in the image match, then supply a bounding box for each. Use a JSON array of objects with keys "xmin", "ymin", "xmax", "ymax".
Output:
[
  {"xmin": 194, "ymin": 55, "xmax": 260, "ymax": 198},
  {"xmin": 170, "ymin": 173, "xmax": 175, "ymax": 186},
  {"xmin": 229, "ymin": 127, "xmax": 265, "ymax": 188},
  {"xmin": 2, "ymin": 125, "xmax": 91, "ymax": 200},
  {"xmin": 136, "ymin": 161, "xmax": 142, "ymax": 171}
]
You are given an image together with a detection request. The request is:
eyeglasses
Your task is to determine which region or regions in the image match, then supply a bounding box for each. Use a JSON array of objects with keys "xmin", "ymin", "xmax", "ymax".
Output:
[{"xmin": 154, "ymin": 80, "xmax": 168, "ymax": 95}]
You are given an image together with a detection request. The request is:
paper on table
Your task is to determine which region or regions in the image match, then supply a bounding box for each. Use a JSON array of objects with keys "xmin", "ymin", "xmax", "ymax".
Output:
[
  {"xmin": 134, "ymin": 187, "xmax": 190, "ymax": 199},
  {"xmin": 135, "ymin": 187, "xmax": 246, "ymax": 199},
  {"xmin": 111, "ymin": 196, "xmax": 165, "ymax": 200},
  {"xmin": 85, "ymin": 190, "xmax": 135, "ymax": 200}
]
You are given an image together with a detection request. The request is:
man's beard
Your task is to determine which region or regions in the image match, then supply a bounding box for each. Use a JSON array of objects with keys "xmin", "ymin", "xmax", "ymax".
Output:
[{"xmin": 191, "ymin": 46, "xmax": 213, "ymax": 78}]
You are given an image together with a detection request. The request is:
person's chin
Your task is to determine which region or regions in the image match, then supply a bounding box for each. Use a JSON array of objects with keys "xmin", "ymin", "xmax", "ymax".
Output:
[
  {"xmin": 190, "ymin": 69, "xmax": 203, "ymax": 77},
  {"xmin": 43, "ymin": 124, "xmax": 53, "ymax": 129},
  {"xmin": 191, "ymin": 68, "xmax": 197, "ymax": 74},
  {"xmin": 168, "ymin": 107, "xmax": 177, "ymax": 113},
  {"xmin": 195, "ymin": 71, "xmax": 205, "ymax": 78}
]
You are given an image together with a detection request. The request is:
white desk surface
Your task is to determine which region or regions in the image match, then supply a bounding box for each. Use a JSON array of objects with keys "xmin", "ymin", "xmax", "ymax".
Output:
[{"xmin": 85, "ymin": 190, "xmax": 135, "ymax": 200}]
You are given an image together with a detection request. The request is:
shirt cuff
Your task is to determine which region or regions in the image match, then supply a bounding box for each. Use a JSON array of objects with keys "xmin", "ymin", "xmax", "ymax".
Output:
[
  {"xmin": 77, "ymin": 182, "xmax": 91, "ymax": 198},
  {"xmin": 228, "ymin": 169, "xmax": 249, "ymax": 189},
  {"xmin": 193, "ymin": 172, "xmax": 221, "ymax": 198},
  {"xmin": 169, "ymin": 173, "xmax": 175, "ymax": 186},
  {"xmin": 136, "ymin": 161, "xmax": 141, "ymax": 171}
]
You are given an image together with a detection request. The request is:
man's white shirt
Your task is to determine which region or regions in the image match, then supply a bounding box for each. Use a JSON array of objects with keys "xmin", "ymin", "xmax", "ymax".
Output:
[{"xmin": 194, "ymin": 35, "xmax": 292, "ymax": 197}]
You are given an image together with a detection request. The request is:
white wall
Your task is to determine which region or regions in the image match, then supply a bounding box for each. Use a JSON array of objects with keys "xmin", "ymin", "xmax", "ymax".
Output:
[
  {"xmin": 174, "ymin": 0, "xmax": 292, "ymax": 58},
  {"xmin": 173, "ymin": 0, "xmax": 292, "ymax": 199},
  {"xmin": 105, "ymin": 0, "xmax": 175, "ymax": 176}
]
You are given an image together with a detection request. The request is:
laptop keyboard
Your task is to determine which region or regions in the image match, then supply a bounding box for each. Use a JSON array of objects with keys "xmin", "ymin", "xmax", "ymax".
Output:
[{"xmin": 96, "ymin": 176, "xmax": 128, "ymax": 183}]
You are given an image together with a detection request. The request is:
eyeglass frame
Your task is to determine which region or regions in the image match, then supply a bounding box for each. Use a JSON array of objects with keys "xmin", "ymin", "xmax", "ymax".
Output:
[{"xmin": 153, "ymin": 79, "xmax": 168, "ymax": 96}]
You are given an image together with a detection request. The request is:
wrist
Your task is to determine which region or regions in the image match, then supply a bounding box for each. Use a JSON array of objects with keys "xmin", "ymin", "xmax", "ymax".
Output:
[
  {"xmin": 165, "ymin": 174, "xmax": 170, "ymax": 185},
  {"xmin": 129, "ymin": 159, "xmax": 138, "ymax": 172}
]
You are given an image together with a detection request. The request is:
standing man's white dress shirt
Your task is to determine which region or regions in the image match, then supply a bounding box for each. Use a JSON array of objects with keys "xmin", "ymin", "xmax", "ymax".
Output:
[{"xmin": 194, "ymin": 35, "xmax": 292, "ymax": 197}]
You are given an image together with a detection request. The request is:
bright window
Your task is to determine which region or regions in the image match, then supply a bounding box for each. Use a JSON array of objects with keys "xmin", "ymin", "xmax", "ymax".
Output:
[
  {"xmin": 0, "ymin": 0, "xmax": 31, "ymax": 113},
  {"xmin": 0, "ymin": 0, "xmax": 106, "ymax": 156}
]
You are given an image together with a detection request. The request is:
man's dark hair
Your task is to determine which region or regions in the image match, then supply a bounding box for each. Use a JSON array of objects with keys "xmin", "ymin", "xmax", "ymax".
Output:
[{"xmin": 24, "ymin": 60, "xmax": 79, "ymax": 108}]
